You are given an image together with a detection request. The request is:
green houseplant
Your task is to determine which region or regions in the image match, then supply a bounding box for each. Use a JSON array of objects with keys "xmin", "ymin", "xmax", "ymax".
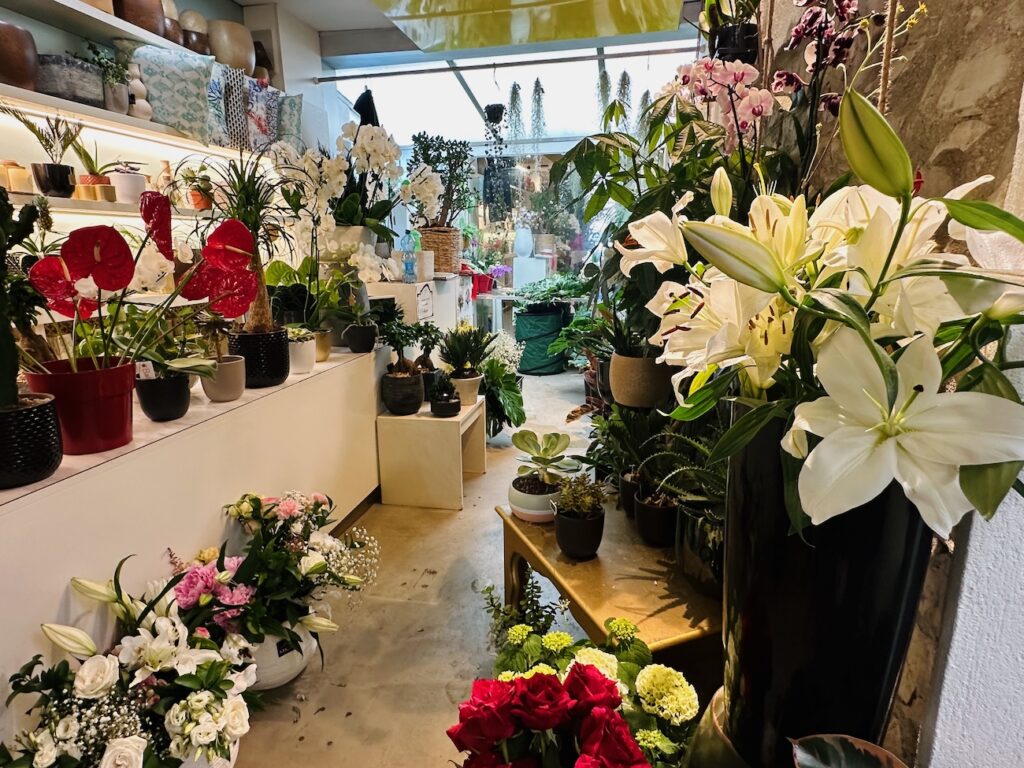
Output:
[
  {"xmin": 0, "ymin": 103, "xmax": 82, "ymax": 197},
  {"xmin": 507, "ymin": 430, "xmax": 580, "ymax": 523},
  {"xmin": 439, "ymin": 325, "xmax": 497, "ymax": 404},
  {"xmin": 429, "ymin": 370, "xmax": 461, "ymax": 418},
  {"xmin": 379, "ymin": 321, "xmax": 424, "ymax": 415},
  {"xmin": 287, "ymin": 326, "xmax": 316, "ymax": 375},
  {"xmin": 412, "ymin": 320, "xmax": 442, "ymax": 390},
  {"xmin": 408, "ymin": 132, "xmax": 475, "ymax": 273},
  {"xmin": 554, "ymin": 474, "xmax": 607, "ymax": 560},
  {"xmin": 480, "ymin": 357, "xmax": 525, "ymax": 438}
]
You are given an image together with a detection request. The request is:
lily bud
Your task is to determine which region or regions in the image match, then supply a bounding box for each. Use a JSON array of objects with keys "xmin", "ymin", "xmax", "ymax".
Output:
[
  {"xmin": 682, "ymin": 222, "xmax": 787, "ymax": 292},
  {"xmin": 299, "ymin": 615, "xmax": 339, "ymax": 633},
  {"xmin": 41, "ymin": 624, "xmax": 97, "ymax": 658},
  {"xmin": 839, "ymin": 89, "xmax": 914, "ymax": 200},
  {"xmin": 70, "ymin": 578, "xmax": 117, "ymax": 604},
  {"xmin": 711, "ymin": 167, "xmax": 733, "ymax": 217},
  {"xmin": 299, "ymin": 553, "xmax": 327, "ymax": 577}
]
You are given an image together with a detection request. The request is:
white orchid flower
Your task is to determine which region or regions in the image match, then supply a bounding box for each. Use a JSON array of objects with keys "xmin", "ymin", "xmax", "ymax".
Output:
[
  {"xmin": 614, "ymin": 194, "xmax": 692, "ymax": 277},
  {"xmin": 783, "ymin": 328, "xmax": 1024, "ymax": 537}
]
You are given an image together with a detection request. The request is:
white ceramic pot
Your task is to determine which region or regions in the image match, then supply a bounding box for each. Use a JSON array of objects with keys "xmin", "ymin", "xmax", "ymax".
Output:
[
  {"xmin": 513, "ymin": 226, "xmax": 534, "ymax": 258},
  {"xmin": 288, "ymin": 338, "xmax": 316, "ymax": 374},
  {"xmin": 508, "ymin": 481, "xmax": 560, "ymax": 524},
  {"xmin": 110, "ymin": 172, "xmax": 146, "ymax": 204},
  {"xmin": 250, "ymin": 625, "xmax": 317, "ymax": 691},
  {"xmin": 451, "ymin": 374, "xmax": 481, "ymax": 405},
  {"xmin": 180, "ymin": 742, "xmax": 239, "ymax": 768},
  {"xmin": 330, "ymin": 225, "xmax": 377, "ymax": 247}
]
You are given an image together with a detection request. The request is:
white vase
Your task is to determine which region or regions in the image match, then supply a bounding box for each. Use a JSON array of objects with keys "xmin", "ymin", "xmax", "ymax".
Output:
[
  {"xmin": 180, "ymin": 743, "xmax": 239, "ymax": 768},
  {"xmin": 110, "ymin": 172, "xmax": 147, "ymax": 204},
  {"xmin": 513, "ymin": 226, "xmax": 534, "ymax": 258},
  {"xmin": 288, "ymin": 338, "xmax": 316, "ymax": 374},
  {"xmin": 250, "ymin": 625, "xmax": 317, "ymax": 691},
  {"xmin": 452, "ymin": 374, "xmax": 481, "ymax": 405}
]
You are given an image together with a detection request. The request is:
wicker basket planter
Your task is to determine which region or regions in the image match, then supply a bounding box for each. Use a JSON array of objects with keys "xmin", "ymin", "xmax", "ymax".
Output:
[{"xmin": 419, "ymin": 227, "xmax": 461, "ymax": 274}]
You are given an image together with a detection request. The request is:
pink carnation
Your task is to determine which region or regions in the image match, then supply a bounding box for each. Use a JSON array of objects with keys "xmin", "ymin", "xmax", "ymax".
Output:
[
  {"xmin": 276, "ymin": 499, "xmax": 301, "ymax": 519},
  {"xmin": 215, "ymin": 584, "xmax": 256, "ymax": 606},
  {"xmin": 174, "ymin": 564, "xmax": 219, "ymax": 610},
  {"xmin": 311, "ymin": 492, "xmax": 328, "ymax": 505}
]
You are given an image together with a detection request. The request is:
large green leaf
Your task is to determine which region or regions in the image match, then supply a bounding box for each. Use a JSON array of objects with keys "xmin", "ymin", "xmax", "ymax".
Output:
[
  {"xmin": 791, "ymin": 735, "xmax": 909, "ymax": 768},
  {"xmin": 940, "ymin": 198, "xmax": 1024, "ymax": 245},
  {"xmin": 265, "ymin": 260, "xmax": 298, "ymax": 287},
  {"xmin": 670, "ymin": 369, "xmax": 738, "ymax": 422},
  {"xmin": 708, "ymin": 402, "xmax": 787, "ymax": 464},
  {"xmin": 808, "ymin": 288, "xmax": 870, "ymax": 334}
]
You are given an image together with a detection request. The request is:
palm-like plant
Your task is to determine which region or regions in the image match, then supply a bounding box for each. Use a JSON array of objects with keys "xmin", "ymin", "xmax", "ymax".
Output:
[
  {"xmin": 439, "ymin": 326, "xmax": 497, "ymax": 379},
  {"xmin": 512, "ymin": 430, "xmax": 580, "ymax": 486},
  {"xmin": 0, "ymin": 190, "xmax": 42, "ymax": 408},
  {"xmin": 0, "ymin": 104, "xmax": 81, "ymax": 164}
]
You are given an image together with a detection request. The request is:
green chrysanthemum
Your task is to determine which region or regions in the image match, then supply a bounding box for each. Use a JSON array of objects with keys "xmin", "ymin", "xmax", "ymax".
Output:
[
  {"xmin": 607, "ymin": 618, "xmax": 638, "ymax": 642},
  {"xmin": 506, "ymin": 624, "xmax": 533, "ymax": 646},
  {"xmin": 635, "ymin": 664, "xmax": 699, "ymax": 726},
  {"xmin": 541, "ymin": 631, "xmax": 573, "ymax": 653},
  {"xmin": 522, "ymin": 663, "xmax": 557, "ymax": 679}
]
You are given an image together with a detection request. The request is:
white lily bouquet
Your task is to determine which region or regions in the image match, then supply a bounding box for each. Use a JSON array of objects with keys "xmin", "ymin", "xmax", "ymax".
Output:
[{"xmin": 621, "ymin": 89, "xmax": 1024, "ymax": 537}]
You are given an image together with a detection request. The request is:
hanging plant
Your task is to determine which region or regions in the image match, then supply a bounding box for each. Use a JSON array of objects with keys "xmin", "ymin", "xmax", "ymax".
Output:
[
  {"xmin": 507, "ymin": 82, "xmax": 525, "ymax": 151},
  {"xmin": 530, "ymin": 78, "xmax": 546, "ymax": 159},
  {"xmin": 615, "ymin": 71, "xmax": 632, "ymax": 129},
  {"xmin": 596, "ymin": 67, "xmax": 611, "ymax": 121},
  {"xmin": 635, "ymin": 89, "xmax": 652, "ymax": 137}
]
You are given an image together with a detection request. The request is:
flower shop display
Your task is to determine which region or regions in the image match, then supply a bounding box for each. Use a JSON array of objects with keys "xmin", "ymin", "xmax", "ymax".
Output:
[
  {"xmin": 553, "ymin": 475, "xmax": 607, "ymax": 560},
  {"xmin": 508, "ymin": 430, "xmax": 580, "ymax": 523},
  {"xmin": 0, "ymin": 20, "xmax": 38, "ymax": 91},
  {"xmin": 440, "ymin": 325, "xmax": 497, "ymax": 405},
  {"xmin": 0, "ymin": 105, "xmax": 82, "ymax": 198},
  {"xmin": 286, "ymin": 326, "xmax": 316, "ymax": 375},
  {"xmin": 379, "ymin": 320, "xmax": 425, "ymax": 415},
  {"xmin": 429, "ymin": 371, "xmax": 462, "ymax": 418},
  {"xmin": 407, "ymin": 132, "xmax": 475, "ymax": 273}
]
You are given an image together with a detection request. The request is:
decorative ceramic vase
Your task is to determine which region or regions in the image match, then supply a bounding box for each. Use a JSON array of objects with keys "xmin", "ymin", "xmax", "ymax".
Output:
[
  {"xmin": 722, "ymin": 414, "xmax": 932, "ymax": 766},
  {"xmin": 37, "ymin": 55, "xmax": 104, "ymax": 107},
  {"xmin": 313, "ymin": 330, "xmax": 332, "ymax": 362},
  {"xmin": 381, "ymin": 373, "xmax": 424, "ymax": 415},
  {"xmin": 135, "ymin": 374, "xmax": 191, "ymax": 422},
  {"xmin": 161, "ymin": 0, "xmax": 179, "ymax": 19},
  {"xmin": 180, "ymin": 9, "xmax": 207, "ymax": 32},
  {"xmin": 513, "ymin": 226, "xmax": 534, "ymax": 258},
  {"xmin": 554, "ymin": 511, "xmax": 604, "ymax": 561},
  {"xmin": 110, "ymin": 172, "xmax": 147, "ymax": 204},
  {"xmin": 608, "ymin": 353, "xmax": 674, "ymax": 408},
  {"xmin": 113, "ymin": 0, "xmax": 166, "ymax": 36},
  {"xmin": 251, "ymin": 625, "xmax": 317, "ymax": 691},
  {"xmin": 183, "ymin": 30, "xmax": 212, "ymax": 55},
  {"xmin": 163, "ymin": 17, "xmax": 184, "ymax": 46},
  {"xmin": 103, "ymin": 82, "xmax": 130, "ymax": 114},
  {"xmin": 188, "ymin": 189, "xmax": 212, "ymax": 210},
  {"xmin": 0, "ymin": 394, "xmax": 62, "ymax": 490},
  {"xmin": 508, "ymin": 479, "xmax": 560, "ymax": 523},
  {"xmin": 201, "ymin": 355, "xmax": 246, "ymax": 402},
  {"xmin": 128, "ymin": 94, "xmax": 153, "ymax": 121},
  {"xmin": 288, "ymin": 338, "xmax": 316, "ymax": 375},
  {"xmin": 451, "ymin": 374, "xmax": 481, "ymax": 405},
  {"xmin": 343, "ymin": 323, "xmax": 377, "ymax": 353},
  {"xmin": 208, "ymin": 20, "xmax": 255, "ymax": 75},
  {"xmin": 0, "ymin": 21, "xmax": 38, "ymax": 91},
  {"xmin": 228, "ymin": 329, "xmax": 290, "ymax": 388},
  {"xmin": 31, "ymin": 164, "xmax": 76, "ymax": 198}
]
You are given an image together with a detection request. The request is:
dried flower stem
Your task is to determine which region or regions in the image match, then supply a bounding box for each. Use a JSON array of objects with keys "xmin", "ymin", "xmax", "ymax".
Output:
[{"xmin": 877, "ymin": 0, "xmax": 899, "ymax": 113}]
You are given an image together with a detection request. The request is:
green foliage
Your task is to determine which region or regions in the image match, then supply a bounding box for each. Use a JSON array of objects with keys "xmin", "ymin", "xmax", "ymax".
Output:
[
  {"xmin": 556, "ymin": 475, "xmax": 606, "ymax": 519},
  {"xmin": 71, "ymin": 140, "xmax": 120, "ymax": 177},
  {"xmin": 440, "ymin": 325, "xmax": 497, "ymax": 377},
  {"xmin": 0, "ymin": 190, "xmax": 42, "ymax": 407},
  {"xmin": 0, "ymin": 104, "xmax": 82, "ymax": 164},
  {"xmin": 408, "ymin": 132, "xmax": 475, "ymax": 227},
  {"xmin": 480, "ymin": 569, "xmax": 567, "ymax": 648},
  {"xmin": 429, "ymin": 370, "xmax": 457, "ymax": 401},
  {"xmin": 85, "ymin": 42, "xmax": 129, "ymax": 86},
  {"xmin": 412, "ymin": 320, "xmax": 442, "ymax": 370},
  {"xmin": 481, "ymin": 357, "xmax": 525, "ymax": 437},
  {"xmin": 518, "ymin": 272, "xmax": 591, "ymax": 307},
  {"xmin": 791, "ymin": 735, "xmax": 908, "ymax": 768},
  {"xmin": 379, "ymin": 321, "xmax": 418, "ymax": 373},
  {"xmin": 547, "ymin": 308, "xmax": 613, "ymax": 361},
  {"xmin": 513, "ymin": 430, "xmax": 580, "ymax": 484}
]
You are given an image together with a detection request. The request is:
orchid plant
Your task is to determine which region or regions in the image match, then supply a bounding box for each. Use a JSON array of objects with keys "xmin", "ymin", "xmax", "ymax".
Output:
[{"xmin": 622, "ymin": 88, "xmax": 1024, "ymax": 539}]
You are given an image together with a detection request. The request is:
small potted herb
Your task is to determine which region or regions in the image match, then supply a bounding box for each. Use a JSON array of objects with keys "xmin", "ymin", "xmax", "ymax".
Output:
[
  {"xmin": 509, "ymin": 430, "xmax": 580, "ymax": 523},
  {"xmin": 86, "ymin": 41, "xmax": 130, "ymax": 114},
  {"xmin": 379, "ymin": 321, "xmax": 424, "ymax": 415},
  {"xmin": 439, "ymin": 325, "xmax": 496, "ymax": 404},
  {"xmin": 0, "ymin": 105, "xmax": 81, "ymax": 197},
  {"xmin": 287, "ymin": 326, "xmax": 316, "ymax": 375},
  {"xmin": 429, "ymin": 371, "xmax": 461, "ymax": 418},
  {"xmin": 554, "ymin": 475, "xmax": 607, "ymax": 560}
]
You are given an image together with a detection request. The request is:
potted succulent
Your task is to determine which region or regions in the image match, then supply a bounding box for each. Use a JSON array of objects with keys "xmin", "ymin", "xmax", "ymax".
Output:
[
  {"xmin": 412, "ymin": 320, "xmax": 442, "ymax": 391},
  {"xmin": 429, "ymin": 370, "xmax": 461, "ymax": 418},
  {"xmin": 181, "ymin": 164, "xmax": 214, "ymax": 210},
  {"xmin": 439, "ymin": 325, "xmax": 496, "ymax": 405},
  {"xmin": 379, "ymin": 320, "xmax": 424, "ymax": 415},
  {"xmin": 287, "ymin": 326, "xmax": 316, "ymax": 375},
  {"xmin": 196, "ymin": 311, "xmax": 246, "ymax": 402},
  {"xmin": 0, "ymin": 105, "xmax": 81, "ymax": 198},
  {"xmin": 408, "ymin": 132, "xmax": 474, "ymax": 273},
  {"xmin": 108, "ymin": 161, "xmax": 147, "ymax": 204},
  {"xmin": 509, "ymin": 430, "xmax": 580, "ymax": 523},
  {"xmin": 0, "ymin": 192, "xmax": 63, "ymax": 490},
  {"xmin": 554, "ymin": 474, "xmax": 607, "ymax": 560}
]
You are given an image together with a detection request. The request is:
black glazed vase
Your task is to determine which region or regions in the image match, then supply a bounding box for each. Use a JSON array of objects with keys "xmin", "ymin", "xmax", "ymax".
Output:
[
  {"xmin": 723, "ymin": 415, "xmax": 932, "ymax": 767},
  {"xmin": 0, "ymin": 394, "xmax": 63, "ymax": 489},
  {"xmin": 431, "ymin": 397, "xmax": 461, "ymax": 418},
  {"xmin": 555, "ymin": 513, "xmax": 605, "ymax": 560},
  {"xmin": 344, "ymin": 323, "xmax": 377, "ymax": 353},
  {"xmin": 229, "ymin": 329, "xmax": 290, "ymax": 388},
  {"xmin": 381, "ymin": 373, "xmax": 424, "ymax": 416},
  {"xmin": 31, "ymin": 163, "xmax": 75, "ymax": 198},
  {"xmin": 135, "ymin": 374, "xmax": 191, "ymax": 422},
  {"xmin": 710, "ymin": 23, "xmax": 760, "ymax": 66}
]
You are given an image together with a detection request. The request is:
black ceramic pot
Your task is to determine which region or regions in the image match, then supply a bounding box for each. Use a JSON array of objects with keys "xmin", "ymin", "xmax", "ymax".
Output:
[
  {"xmin": 421, "ymin": 368, "xmax": 439, "ymax": 395},
  {"xmin": 634, "ymin": 493, "xmax": 677, "ymax": 547},
  {"xmin": 344, "ymin": 323, "xmax": 377, "ymax": 353},
  {"xmin": 381, "ymin": 373, "xmax": 424, "ymax": 416},
  {"xmin": 431, "ymin": 397, "xmax": 462, "ymax": 418},
  {"xmin": 618, "ymin": 470, "xmax": 640, "ymax": 518},
  {"xmin": 31, "ymin": 163, "xmax": 75, "ymax": 198},
  {"xmin": 679, "ymin": 505, "xmax": 724, "ymax": 597},
  {"xmin": 0, "ymin": 394, "xmax": 63, "ymax": 490},
  {"xmin": 711, "ymin": 22, "xmax": 760, "ymax": 65},
  {"xmin": 229, "ymin": 329, "xmax": 290, "ymax": 388},
  {"xmin": 555, "ymin": 513, "xmax": 604, "ymax": 560},
  {"xmin": 723, "ymin": 415, "xmax": 932, "ymax": 766},
  {"xmin": 135, "ymin": 374, "xmax": 191, "ymax": 422},
  {"xmin": 597, "ymin": 359, "xmax": 613, "ymax": 404}
]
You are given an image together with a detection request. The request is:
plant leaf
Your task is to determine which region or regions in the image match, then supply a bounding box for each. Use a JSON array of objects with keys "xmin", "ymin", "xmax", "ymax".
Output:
[
  {"xmin": 708, "ymin": 402, "xmax": 787, "ymax": 464},
  {"xmin": 939, "ymin": 198, "xmax": 1024, "ymax": 245},
  {"xmin": 808, "ymin": 288, "xmax": 870, "ymax": 334},
  {"xmin": 791, "ymin": 735, "xmax": 909, "ymax": 768}
]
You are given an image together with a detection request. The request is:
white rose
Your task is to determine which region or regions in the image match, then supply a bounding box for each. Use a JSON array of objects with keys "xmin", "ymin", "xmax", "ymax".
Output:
[
  {"xmin": 98, "ymin": 736, "xmax": 147, "ymax": 768},
  {"xmin": 217, "ymin": 697, "xmax": 250, "ymax": 741},
  {"xmin": 74, "ymin": 655, "xmax": 120, "ymax": 699},
  {"xmin": 299, "ymin": 552, "xmax": 326, "ymax": 576},
  {"xmin": 165, "ymin": 703, "xmax": 188, "ymax": 735},
  {"xmin": 32, "ymin": 731, "xmax": 57, "ymax": 768},
  {"xmin": 186, "ymin": 690, "xmax": 215, "ymax": 714},
  {"xmin": 189, "ymin": 714, "xmax": 221, "ymax": 747},
  {"xmin": 54, "ymin": 716, "xmax": 79, "ymax": 742}
]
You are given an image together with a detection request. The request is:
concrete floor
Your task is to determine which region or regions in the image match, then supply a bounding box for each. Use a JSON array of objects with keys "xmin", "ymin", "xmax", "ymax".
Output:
[{"xmin": 238, "ymin": 372, "xmax": 592, "ymax": 768}]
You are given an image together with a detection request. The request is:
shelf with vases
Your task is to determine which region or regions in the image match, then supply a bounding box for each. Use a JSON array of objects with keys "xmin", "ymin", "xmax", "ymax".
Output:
[
  {"xmin": 0, "ymin": 0, "xmax": 190, "ymax": 54},
  {"xmin": 7, "ymin": 192, "xmax": 213, "ymax": 219},
  {"xmin": 0, "ymin": 83, "xmax": 245, "ymax": 160}
]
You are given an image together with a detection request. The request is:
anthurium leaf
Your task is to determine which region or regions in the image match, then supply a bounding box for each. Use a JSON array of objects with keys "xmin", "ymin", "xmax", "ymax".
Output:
[
  {"xmin": 791, "ymin": 735, "xmax": 909, "ymax": 768},
  {"xmin": 708, "ymin": 402, "xmax": 787, "ymax": 464},
  {"xmin": 264, "ymin": 259, "xmax": 298, "ymax": 287},
  {"xmin": 939, "ymin": 198, "xmax": 1024, "ymax": 245}
]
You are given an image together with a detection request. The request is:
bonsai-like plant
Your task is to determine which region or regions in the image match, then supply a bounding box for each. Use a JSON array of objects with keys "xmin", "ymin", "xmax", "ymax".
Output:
[
  {"xmin": 413, "ymin": 320, "xmax": 442, "ymax": 372},
  {"xmin": 439, "ymin": 325, "xmax": 497, "ymax": 380},
  {"xmin": 379, "ymin": 321, "xmax": 418, "ymax": 375},
  {"xmin": 407, "ymin": 132, "xmax": 475, "ymax": 228},
  {"xmin": 513, "ymin": 430, "xmax": 580, "ymax": 486},
  {"xmin": 195, "ymin": 311, "xmax": 233, "ymax": 363},
  {"xmin": 0, "ymin": 190, "xmax": 43, "ymax": 408},
  {"xmin": 556, "ymin": 475, "xmax": 606, "ymax": 519},
  {"xmin": 0, "ymin": 104, "xmax": 81, "ymax": 165},
  {"xmin": 429, "ymin": 370, "xmax": 459, "ymax": 402}
]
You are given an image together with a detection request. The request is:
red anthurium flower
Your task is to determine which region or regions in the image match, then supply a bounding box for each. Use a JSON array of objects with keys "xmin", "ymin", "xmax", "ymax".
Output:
[
  {"xmin": 139, "ymin": 192, "xmax": 174, "ymax": 261},
  {"xmin": 207, "ymin": 268, "xmax": 258, "ymax": 318},
  {"xmin": 202, "ymin": 220, "xmax": 255, "ymax": 272},
  {"xmin": 47, "ymin": 297, "xmax": 99, "ymax": 320},
  {"xmin": 177, "ymin": 261, "xmax": 216, "ymax": 301},
  {"xmin": 29, "ymin": 256, "xmax": 78, "ymax": 301},
  {"xmin": 61, "ymin": 226, "xmax": 135, "ymax": 291}
]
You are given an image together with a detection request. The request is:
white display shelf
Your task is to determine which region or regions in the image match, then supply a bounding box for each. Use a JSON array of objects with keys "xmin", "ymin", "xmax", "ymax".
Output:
[
  {"xmin": 8, "ymin": 192, "xmax": 213, "ymax": 219},
  {"xmin": 2, "ymin": 0, "xmax": 189, "ymax": 53}
]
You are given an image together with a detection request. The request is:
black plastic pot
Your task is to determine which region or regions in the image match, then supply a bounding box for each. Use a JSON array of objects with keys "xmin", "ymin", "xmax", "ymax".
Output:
[
  {"xmin": 31, "ymin": 163, "xmax": 75, "ymax": 198},
  {"xmin": 634, "ymin": 493, "xmax": 678, "ymax": 547},
  {"xmin": 229, "ymin": 329, "xmax": 290, "ymax": 388},
  {"xmin": 597, "ymin": 359, "xmax": 613, "ymax": 404},
  {"xmin": 135, "ymin": 374, "xmax": 191, "ymax": 422},
  {"xmin": 618, "ymin": 470, "xmax": 640, "ymax": 518},
  {"xmin": 431, "ymin": 396, "xmax": 462, "ymax": 418},
  {"xmin": 484, "ymin": 103, "xmax": 505, "ymax": 124},
  {"xmin": 711, "ymin": 22, "xmax": 759, "ymax": 65},
  {"xmin": 555, "ymin": 513, "xmax": 605, "ymax": 560},
  {"xmin": 381, "ymin": 373, "xmax": 424, "ymax": 415},
  {"xmin": 678, "ymin": 505, "xmax": 724, "ymax": 597},
  {"xmin": 421, "ymin": 368, "xmax": 439, "ymax": 395},
  {"xmin": 0, "ymin": 394, "xmax": 63, "ymax": 489},
  {"xmin": 344, "ymin": 323, "xmax": 377, "ymax": 353}
]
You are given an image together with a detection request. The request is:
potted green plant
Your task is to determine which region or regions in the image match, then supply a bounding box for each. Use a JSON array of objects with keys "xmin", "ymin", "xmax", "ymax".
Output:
[
  {"xmin": 439, "ymin": 325, "xmax": 496, "ymax": 404},
  {"xmin": 481, "ymin": 357, "xmax": 525, "ymax": 438},
  {"xmin": 181, "ymin": 164, "xmax": 213, "ymax": 210},
  {"xmin": 0, "ymin": 191, "xmax": 63, "ymax": 490},
  {"xmin": 412, "ymin": 320, "xmax": 442, "ymax": 390},
  {"xmin": 108, "ymin": 161, "xmax": 147, "ymax": 204},
  {"xmin": 606, "ymin": 299, "xmax": 674, "ymax": 408},
  {"xmin": 287, "ymin": 326, "xmax": 316, "ymax": 375},
  {"xmin": 703, "ymin": 0, "xmax": 760, "ymax": 64},
  {"xmin": 86, "ymin": 41, "xmax": 130, "ymax": 114},
  {"xmin": 509, "ymin": 430, "xmax": 580, "ymax": 523},
  {"xmin": 338, "ymin": 299, "xmax": 377, "ymax": 352},
  {"xmin": 429, "ymin": 370, "xmax": 461, "ymax": 418},
  {"xmin": 554, "ymin": 475, "xmax": 606, "ymax": 560},
  {"xmin": 0, "ymin": 104, "xmax": 81, "ymax": 197},
  {"xmin": 70, "ymin": 139, "xmax": 119, "ymax": 187},
  {"xmin": 379, "ymin": 320, "xmax": 424, "ymax": 415},
  {"xmin": 407, "ymin": 132, "xmax": 474, "ymax": 273},
  {"xmin": 196, "ymin": 311, "xmax": 246, "ymax": 402}
]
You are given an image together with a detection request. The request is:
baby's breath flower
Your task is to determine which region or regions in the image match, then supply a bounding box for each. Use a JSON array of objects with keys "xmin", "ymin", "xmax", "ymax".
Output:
[
  {"xmin": 607, "ymin": 618, "xmax": 638, "ymax": 642},
  {"xmin": 506, "ymin": 624, "xmax": 533, "ymax": 646},
  {"xmin": 541, "ymin": 631, "xmax": 573, "ymax": 653},
  {"xmin": 635, "ymin": 664, "xmax": 699, "ymax": 726}
]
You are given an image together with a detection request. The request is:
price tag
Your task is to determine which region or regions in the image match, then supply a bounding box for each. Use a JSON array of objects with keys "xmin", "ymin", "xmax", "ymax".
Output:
[{"xmin": 135, "ymin": 361, "xmax": 156, "ymax": 380}]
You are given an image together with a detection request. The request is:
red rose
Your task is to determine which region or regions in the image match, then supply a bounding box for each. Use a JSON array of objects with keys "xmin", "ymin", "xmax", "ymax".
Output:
[
  {"xmin": 574, "ymin": 757, "xmax": 603, "ymax": 768},
  {"xmin": 511, "ymin": 674, "xmax": 574, "ymax": 732},
  {"xmin": 578, "ymin": 707, "xmax": 649, "ymax": 768},
  {"xmin": 464, "ymin": 752, "xmax": 539, "ymax": 768},
  {"xmin": 447, "ymin": 679, "xmax": 517, "ymax": 754},
  {"xmin": 564, "ymin": 664, "xmax": 621, "ymax": 716}
]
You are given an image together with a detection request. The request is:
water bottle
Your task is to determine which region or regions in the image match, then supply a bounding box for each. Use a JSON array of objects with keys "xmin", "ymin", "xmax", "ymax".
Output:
[{"xmin": 399, "ymin": 230, "xmax": 416, "ymax": 283}]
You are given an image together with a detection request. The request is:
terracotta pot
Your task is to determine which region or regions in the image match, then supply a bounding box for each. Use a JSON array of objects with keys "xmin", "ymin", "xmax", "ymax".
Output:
[
  {"xmin": 609, "ymin": 353, "xmax": 674, "ymax": 408},
  {"xmin": 163, "ymin": 17, "xmax": 184, "ymax": 46},
  {"xmin": 183, "ymin": 30, "xmax": 212, "ymax": 55},
  {"xmin": 208, "ymin": 20, "xmax": 255, "ymax": 75},
  {"xmin": 37, "ymin": 55, "xmax": 104, "ymax": 108},
  {"xmin": 113, "ymin": 0, "xmax": 166, "ymax": 36},
  {"xmin": 0, "ymin": 21, "xmax": 38, "ymax": 91},
  {"xmin": 24, "ymin": 359, "xmax": 135, "ymax": 455},
  {"xmin": 201, "ymin": 355, "xmax": 245, "ymax": 402},
  {"xmin": 103, "ymin": 82, "xmax": 130, "ymax": 114},
  {"xmin": 79, "ymin": 174, "xmax": 111, "ymax": 186},
  {"xmin": 188, "ymin": 189, "xmax": 212, "ymax": 210},
  {"xmin": 0, "ymin": 394, "xmax": 62, "ymax": 490}
]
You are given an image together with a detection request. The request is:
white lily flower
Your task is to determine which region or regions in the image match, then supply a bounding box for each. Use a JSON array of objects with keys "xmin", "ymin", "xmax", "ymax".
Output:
[
  {"xmin": 682, "ymin": 221, "xmax": 787, "ymax": 293},
  {"xmin": 41, "ymin": 624, "xmax": 97, "ymax": 658},
  {"xmin": 783, "ymin": 328, "xmax": 1024, "ymax": 537},
  {"xmin": 944, "ymin": 228, "xmax": 1024, "ymax": 319},
  {"xmin": 710, "ymin": 167, "xmax": 732, "ymax": 217},
  {"xmin": 70, "ymin": 578, "xmax": 117, "ymax": 604},
  {"xmin": 614, "ymin": 194, "xmax": 691, "ymax": 277}
]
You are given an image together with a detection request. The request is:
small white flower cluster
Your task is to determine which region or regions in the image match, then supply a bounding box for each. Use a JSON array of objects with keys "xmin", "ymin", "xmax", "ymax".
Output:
[
  {"xmin": 165, "ymin": 691, "xmax": 250, "ymax": 763},
  {"xmin": 341, "ymin": 121, "xmax": 402, "ymax": 181},
  {"xmin": 485, "ymin": 330, "xmax": 525, "ymax": 372},
  {"xmin": 305, "ymin": 526, "xmax": 380, "ymax": 609},
  {"xmin": 348, "ymin": 242, "xmax": 399, "ymax": 284}
]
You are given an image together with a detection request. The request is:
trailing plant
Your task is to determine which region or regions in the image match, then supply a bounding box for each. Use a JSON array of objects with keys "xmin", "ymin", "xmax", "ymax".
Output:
[
  {"xmin": 507, "ymin": 82, "xmax": 525, "ymax": 148},
  {"xmin": 512, "ymin": 430, "xmax": 580, "ymax": 485},
  {"xmin": 0, "ymin": 104, "xmax": 81, "ymax": 164},
  {"xmin": 556, "ymin": 475, "xmax": 606, "ymax": 519},
  {"xmin": 85, "ymin": 42, "xmax": 129, "ymax": 86},
  {"xmin": 529, "ymin": 78, "xmax": 546, "ymax": 158},
  {"xmin": 481, "ymin": 357, "xmax": 525, "ymax": 437},
  {"xmin": 407, "ymin": 133, "xmax": 475, "ymax": 228}
]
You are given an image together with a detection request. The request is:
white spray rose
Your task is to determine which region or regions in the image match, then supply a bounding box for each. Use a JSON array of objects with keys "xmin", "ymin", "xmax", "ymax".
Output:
[
  {"xmin": 98, "ymin": 736, "xmax": 147, "ymax": 768},
  {"xmin": 165, "ymin": 702, "xmax": 188, "ymax": 735},
  {"xmin": 217, "ymin": 696, "xmax": 250, "ymax": 741},
  {"xmin": 189, "ymin": 714, "xmax": 221, "ymax": 747},
  {"xmin": 186, "ymin": 690, "xmax": 215, "ymax": 714},
  {"xmin": 32, "ymin": 731, "xmax": 57, "ymax": 768},
  {"xmin": 54, "ymin": 716, "xmax": 79, "ymax": 742},
  {"xmin": 73, "ymin": 654, "xmax": 120, "ymax": 699}
]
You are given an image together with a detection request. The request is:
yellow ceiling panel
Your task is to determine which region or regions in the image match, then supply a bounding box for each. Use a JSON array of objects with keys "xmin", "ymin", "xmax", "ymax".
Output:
[{"xmin": 371, "ymin": 0, "xmax": 681, "ymax": 52}]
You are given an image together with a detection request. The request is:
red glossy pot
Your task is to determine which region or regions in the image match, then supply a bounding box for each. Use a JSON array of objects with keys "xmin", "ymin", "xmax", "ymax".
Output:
[{"xmin": 24, "ymin": 359, "xmax": 135, "ymax": 455}]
